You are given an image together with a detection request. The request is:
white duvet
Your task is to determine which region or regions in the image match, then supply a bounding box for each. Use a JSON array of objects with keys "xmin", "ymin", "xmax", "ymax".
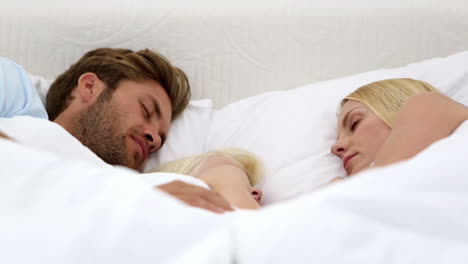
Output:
[
  {"xmin": 0, "ymin": 119, "xmax": 467, "ymax": 263},
  {"xmin": 0, "ymin": 120, "xmax": 229, "ymax": 263},
  {"xmin": 177, "ymin": 121, "xmax": 468, "ymax": 263}
]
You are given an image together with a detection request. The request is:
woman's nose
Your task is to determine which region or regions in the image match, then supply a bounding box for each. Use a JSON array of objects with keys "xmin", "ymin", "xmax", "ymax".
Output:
[
  {"xmin": 331, "ymin": 140, "xmax": 347, "ymax": 158},
  {"xmin": 251, "ymin": 188, "xmax": 263, "ymax": 204}
]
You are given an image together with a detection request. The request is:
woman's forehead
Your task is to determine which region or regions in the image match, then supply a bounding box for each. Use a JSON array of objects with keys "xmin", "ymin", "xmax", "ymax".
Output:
[{"xmin": 340, "ymin": 100, "xmax": 365, "ymax": 118}]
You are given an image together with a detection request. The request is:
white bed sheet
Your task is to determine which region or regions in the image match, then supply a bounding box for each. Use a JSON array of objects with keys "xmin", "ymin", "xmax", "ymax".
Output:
[
  {"xmin": 174, "ymin": 121, "xmax": 468, "ymax": 263},
  {"xmin": 1, "ymin": 121, "xmax": 466, "ymax": 263},
  {"xmin": 0, "ymin": 136, "xmax": 231, "ymax": 263},
  {"xmin": 0, "ymin": 115, "xmax": 210, "ymax": 189}
]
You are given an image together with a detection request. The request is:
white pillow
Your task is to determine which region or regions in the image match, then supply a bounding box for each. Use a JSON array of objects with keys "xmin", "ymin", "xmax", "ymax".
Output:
[
  {"xmin": 29, "ymin": 51, "xmax": 468, "ymax": 206},
  {"xmin": 143, "ymin": 99, "xmax": 214, "ymax": 172},
  {"xmin": 29, "ymin": 74, "xmax": 53, "ymax": 106},
  {"xmin": 205, "ymin": 51, "xmax": 468, "ymax": 205}
]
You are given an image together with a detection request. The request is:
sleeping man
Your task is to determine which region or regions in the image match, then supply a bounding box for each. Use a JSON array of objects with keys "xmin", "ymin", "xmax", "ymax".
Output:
[{"xmin": 0, "ymin": 50, "xmax": 232, "ymax": 213}]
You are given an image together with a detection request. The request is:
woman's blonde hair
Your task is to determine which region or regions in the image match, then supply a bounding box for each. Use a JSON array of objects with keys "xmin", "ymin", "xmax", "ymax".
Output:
[
  {"xmin": 342, "ymin": 78, "xmax": 438, "ymax": 127},
  {"xmin": 157, "ymin": 148, "xmax": 262, "ymax": 186}
]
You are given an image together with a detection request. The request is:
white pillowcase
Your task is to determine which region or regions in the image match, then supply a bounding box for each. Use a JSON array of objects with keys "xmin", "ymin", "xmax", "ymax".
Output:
[
  {"xmin": 143, "ymin": 99, "xmax": 214, "ymax": 172},
  {"xmin": 29, "ymin": 74, "xmax": 53, "ymax": 106},
  {"xmin": 29, "ymin": 51, "xmax": 468, "ymax": 206},
  {"xmin": 205, "ymin": 51, "xmax": 468, "ymax": 205}
]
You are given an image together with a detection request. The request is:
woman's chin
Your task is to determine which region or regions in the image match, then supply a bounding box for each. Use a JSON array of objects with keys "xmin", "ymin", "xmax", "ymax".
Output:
[{"xmin": 349, "ymin": 163, "xmax": 370, "ymax": 176}]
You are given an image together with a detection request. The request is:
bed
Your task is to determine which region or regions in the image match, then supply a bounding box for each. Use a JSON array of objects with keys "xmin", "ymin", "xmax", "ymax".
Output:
[{"xmin": 1, "ymin": 0, "xmax": 468, "ymax": 263}]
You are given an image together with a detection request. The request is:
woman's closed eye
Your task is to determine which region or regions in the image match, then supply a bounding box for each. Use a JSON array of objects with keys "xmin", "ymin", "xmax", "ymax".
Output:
[{"xmin": 350, "ymin": 119, "xmax": 360, "ymax": 131}]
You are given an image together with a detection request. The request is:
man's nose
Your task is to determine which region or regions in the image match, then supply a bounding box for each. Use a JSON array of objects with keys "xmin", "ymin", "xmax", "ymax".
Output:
[{"xmin": 143, "ymin": 128, "xmax": 161, "ymax": 153}]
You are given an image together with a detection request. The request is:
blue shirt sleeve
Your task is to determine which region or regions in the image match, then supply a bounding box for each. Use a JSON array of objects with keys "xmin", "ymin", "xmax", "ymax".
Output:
[{"xmin": 0, "ymin": 58, "xmax": 48, "ymax": 119}]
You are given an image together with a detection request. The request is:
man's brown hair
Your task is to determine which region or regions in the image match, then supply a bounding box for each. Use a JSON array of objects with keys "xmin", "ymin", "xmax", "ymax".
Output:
[{"xmin": 46, "ymin": 48, "xmax": 191, "ymax": 120}]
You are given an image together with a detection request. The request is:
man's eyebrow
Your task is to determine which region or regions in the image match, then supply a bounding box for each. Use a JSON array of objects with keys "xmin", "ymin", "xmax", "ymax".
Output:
[{"xmin": 150, "ymin": 96, "xmax": 162, "ymax": 120}]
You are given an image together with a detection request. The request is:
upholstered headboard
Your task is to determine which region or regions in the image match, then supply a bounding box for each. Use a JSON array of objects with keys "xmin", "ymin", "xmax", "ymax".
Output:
[{"xmin": 2, "ymin": 0, "xmax": 468, "ymax": 107}]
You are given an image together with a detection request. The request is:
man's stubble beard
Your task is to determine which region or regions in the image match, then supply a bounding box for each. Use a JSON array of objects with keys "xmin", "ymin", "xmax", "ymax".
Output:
[{"xmin": 70, "ymin": 93, "xmax": 132, "ymax": 168}]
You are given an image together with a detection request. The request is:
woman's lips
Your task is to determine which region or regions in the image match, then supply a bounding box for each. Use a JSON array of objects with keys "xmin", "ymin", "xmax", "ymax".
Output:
[{"xmin": 343, "ymin": 153, "xmax": 358, "ymax": 173}]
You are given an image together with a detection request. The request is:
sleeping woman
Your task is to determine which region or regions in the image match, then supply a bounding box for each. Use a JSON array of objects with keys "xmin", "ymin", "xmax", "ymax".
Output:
[
  {"xmin": 331, "ymin": 78, "xmax": 468, "ymax": 178},
  {"xmin": 156, "ymin": 148, "xmax": 263, "ymax": 210}
]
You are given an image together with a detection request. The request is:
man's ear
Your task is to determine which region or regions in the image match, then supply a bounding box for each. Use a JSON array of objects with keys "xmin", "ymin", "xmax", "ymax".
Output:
[{"xmin": 76, "ymin": 73, "xmax": 104, "ymax": 103}]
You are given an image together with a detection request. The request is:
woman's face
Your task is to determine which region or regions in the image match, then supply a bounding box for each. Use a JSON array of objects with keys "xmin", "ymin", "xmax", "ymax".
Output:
[{"xmin": 331, "ymin": 100, "xmax": 391, "ymax": 176}]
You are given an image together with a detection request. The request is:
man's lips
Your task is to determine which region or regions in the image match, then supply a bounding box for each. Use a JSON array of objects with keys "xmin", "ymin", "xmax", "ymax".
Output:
[
  {"xmin": 131, "ymin": 135, "xmax": 148, "ymax": 164},
  {"xmin": 343, "ymin": 153, "xmax": 358, "ymax": 173}
]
